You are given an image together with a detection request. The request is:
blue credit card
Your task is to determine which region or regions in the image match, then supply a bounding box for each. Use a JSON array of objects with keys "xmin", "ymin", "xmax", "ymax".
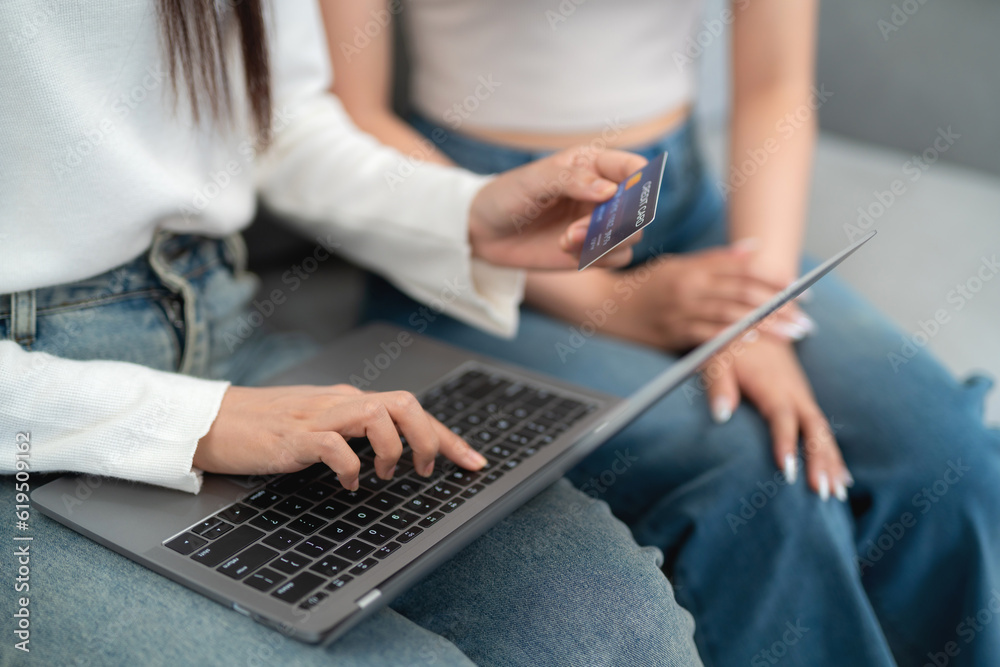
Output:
[{"xmin": 578, "ymin": 152, "xmax": 668, "ymax": 270}]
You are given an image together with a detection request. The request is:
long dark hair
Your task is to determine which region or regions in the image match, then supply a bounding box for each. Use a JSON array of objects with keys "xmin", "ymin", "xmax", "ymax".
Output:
[{"xmin": 157, "ymin": 0, "xmax": 272, "ymax": 143}]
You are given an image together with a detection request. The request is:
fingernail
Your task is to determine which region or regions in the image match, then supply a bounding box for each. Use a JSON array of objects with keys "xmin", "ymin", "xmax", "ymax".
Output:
[
  {"xmin": 711, "ymin": 397, "xmax": 732, "ymax": 424},
  {"xmin": 732, "ymin": 237, "xmax": 759, "ymax": 253},
  {"xmin": 818, "ymin": 472, "xmax": 830, "ymax": 502},
  {"xmin": 844, "ymin": 471, "xmax": 855, "ymax": 488},
  {"xmin": 795, "ymin": 313, "xmax": 817, "ymax": 334},
  {"xmin": 774, "ymin": 322, "xmax": 807, "ymax": 341},
  {"xmin": 466, "ymin": 450, "xmax": 488, "ymax": 469},
  {"xmin": 742, "ymin": 329, "xmax": 760, "ymax": 343},
  {"xmin": 419, "ymin": 462, "xmax": 434, "ymax": 477},
  {"xmin": 340, "ymin": 475, "xmax": 359, "ymax": 491},
  {"xmin": 783, "ymin": 454, "xmax": 798, "ymax": 484},
  {"xmin": 386, "ymin": 465, "xmax": 397, "ymax": 479},
  {"xmin": 591, "ymin": 179, "xmax": 617, "ymax": 196},
  {"xmin": 796, "ymin": 287, "xmax": 814, "ymax": 303},
  {"xmin": 834, "ymin": 480, "xmax": 848, "ymax": 502}
]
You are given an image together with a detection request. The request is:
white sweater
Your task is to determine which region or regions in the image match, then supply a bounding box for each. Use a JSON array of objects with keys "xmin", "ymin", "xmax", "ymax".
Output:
[{"xmin": 0, "ymin": 0, "xmax": 524, "ymax": 493}]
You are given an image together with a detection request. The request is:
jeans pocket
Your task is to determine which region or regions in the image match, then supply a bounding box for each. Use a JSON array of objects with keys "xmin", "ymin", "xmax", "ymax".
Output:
[{"xmin": 31, "ymin": 291, "xmax": 183, "ymax": 372}]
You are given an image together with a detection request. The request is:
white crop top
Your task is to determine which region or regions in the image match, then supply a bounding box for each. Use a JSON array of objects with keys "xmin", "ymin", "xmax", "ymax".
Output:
[{"xmin": 405, "ymin": 0, "xmax": 705, "ymax": 133}]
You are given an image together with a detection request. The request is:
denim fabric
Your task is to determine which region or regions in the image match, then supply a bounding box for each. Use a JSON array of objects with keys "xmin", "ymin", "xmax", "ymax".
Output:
[
  {"xmin": 0, "ymin": 234, "xmax": 702, "ymax": 666},
  {"xmin": 362, "ymin": 116, "xmax": 1000, "ymax": 666}
]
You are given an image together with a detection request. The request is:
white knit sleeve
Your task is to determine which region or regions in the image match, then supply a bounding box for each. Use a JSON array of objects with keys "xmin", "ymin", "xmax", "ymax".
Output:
[{"xmin": 0, "ymin": 341, "xmax": 229, "ymax": 493}]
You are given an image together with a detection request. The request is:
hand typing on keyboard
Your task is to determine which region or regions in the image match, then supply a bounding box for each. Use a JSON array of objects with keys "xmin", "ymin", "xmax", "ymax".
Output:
[{"xmin": 193, "ymin": 384, "xmax": 488, "ymax": 491}]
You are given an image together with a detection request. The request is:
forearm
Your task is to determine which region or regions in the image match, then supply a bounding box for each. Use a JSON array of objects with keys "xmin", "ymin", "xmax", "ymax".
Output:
[
  {"xmin": 726, "ymin": 83, "xmax": 816, "ymax": 283},
  {"xmin": 349, "ymin": 109, "xmax": 454, "ymax": 167}
]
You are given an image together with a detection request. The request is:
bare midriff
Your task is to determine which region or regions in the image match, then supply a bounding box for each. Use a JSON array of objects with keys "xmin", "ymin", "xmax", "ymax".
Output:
[{"xmin": 454, "ymin": 104, "xmax": 692, "ymax": 152}]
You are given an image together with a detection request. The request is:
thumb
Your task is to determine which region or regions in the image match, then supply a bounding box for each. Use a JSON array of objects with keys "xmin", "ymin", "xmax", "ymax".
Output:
[{"xmin": 704, "ymin": 360, "xmax": 740, "ymax": 424}]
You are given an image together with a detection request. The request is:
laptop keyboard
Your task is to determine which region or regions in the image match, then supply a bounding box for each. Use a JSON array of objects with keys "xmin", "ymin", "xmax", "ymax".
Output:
[{"xmin": 164, "ymin": 368, "xmax": 595, "ymax": 609}]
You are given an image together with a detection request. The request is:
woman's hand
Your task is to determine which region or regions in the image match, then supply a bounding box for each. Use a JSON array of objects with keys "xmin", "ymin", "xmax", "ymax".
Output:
[
  {"xmin": 467, "ymin": 148, "xmax": 649, "ymax": 270},
  {"xmin": 194, "ymin": 384, "xmax": 487, "ymax": 490},
  {"xmin": 614, "ymin": 243, "xmax": 815, "ymax": 351},
  {"xmin": 704, "ymin": 337, "xmax": 852, "ymax": 501}
]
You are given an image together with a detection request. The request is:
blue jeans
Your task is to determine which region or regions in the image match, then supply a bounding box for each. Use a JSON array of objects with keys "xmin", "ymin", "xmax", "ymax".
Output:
[
  {"xmin": 0, "ymin": 234, "xmax": 702, "ymax": 665},
  {"xmin": 362, "ymin": 115, "xmax": 1000, "ymax": 666}
]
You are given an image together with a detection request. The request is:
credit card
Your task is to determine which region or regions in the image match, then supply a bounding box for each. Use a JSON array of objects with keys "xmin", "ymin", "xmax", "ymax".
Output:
[{"xmin": 578, "ymin": 152, "xmax": 667, "ymax": 270}]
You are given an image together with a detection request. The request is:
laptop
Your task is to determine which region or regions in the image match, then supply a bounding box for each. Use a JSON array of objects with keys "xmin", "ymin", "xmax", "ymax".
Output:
[{"xmin": 32, "ymin": 231, "xmax": 875, "ymax": 645}]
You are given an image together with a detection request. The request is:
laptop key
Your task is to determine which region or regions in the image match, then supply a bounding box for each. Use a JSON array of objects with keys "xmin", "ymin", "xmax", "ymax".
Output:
[
  {"xmin": 334, "ymin": 488, "xmax": 372, "ymax": 505},
  {"xmin": 217, "ymin": 544, "xmax": 278, "ymax": 580},
  {"xmin": 325, "ymin": 575, "xmax": 353, "ymax": 591},
  {"xmin": 359, "ymin": 523, "xmax": 397, "ymax": 546},
  {"xmin": 165, "ymin": 532, "xmax": 207, "ymax": 555},
  {"xmin": 397, "ymin": 527, "xmax": 424, "ymax": 543},
  {"xmin": 244, "ymin": 567, "xmax": 285, "ymax": 592},
  {"xmin": 418, "ymin": 512, "xmax": 445, "ymax": 528},
  {"xmin": 313, "ymin": 499, "xmax": 350, "ymax": 520},
  {"xmin": 262, "ymin": 528, "xmax": 302, "ymax": 551},
  {"xmin": 190, "ymin": 526, "xmax": 264, "ymax": 567},
  {"xmin": 441, "ymin": 498, "xmax": 466, "ymax": 513},
  {"xmin": 309, "ymin": 554, "xmax": 351, "ymax": 578},
  {"xmin": 368, "ymin": 491, "xmax": 403, "ymax": 512},
  {"xmin": 217, "ymin": 504, "xmax": 256, "ymax": 525},
  {"xmin": 381, "ymin": 511, "xmax": 417, "ymax": 530},
  {"xmin": 350, "ymin": 558, "xmax": 379, "ymax": 576},
  {"xmin": 359, "ymin": 473, "xmax": 391, "ymax": 492},
  {"xmin": 298, "ymin": 482, "xmax": 336, "ymax": 502},
  {"xmin": 374, "ymin": 541, "xmax": 402, "ymax": 559},
  {"xmin": 404, "ymin": 496, "xmax": 439, "ymax": 514},
  {"xmin": 461, "ymin": 484, "xmax": 485, "ymax": 499},
  {"xmin": 271, "ymin": 551, "xmax": 311, "ymax": 575},
  {"xmin": 483, "ymin": 470, "xmax": 504, "ymax": 484},
  {"xmin": 287, "ymin": 513, "xmax": 326, "ymax": 535},
  {"xmin": 386, "ymin": 479, "xmax": 424, "ymax": 498},
  {"xmin": 245, "ymin": 489, "xmax": 282, "ymax": 510},
  {"xmin": 334, "ymin": 539, "xmax": 376, "ymax": 560},
  {"xmin": 249, "ymin": 511, "xmax": 290, "ymax": 531},
  {"xmin": 426, "ymin": 482, "xmax": 461, "ymax": 501},
  {"xmin": 299, "ymin": 590, "xmax": 329, "ymax": 611},
  {"xmin": 274, "ymin": 497, "xmax": 312, "ymax": 517},
  {"xmin": 294, "ymin": 536, "xmax": 336, "ymax": 558},
  {"xmin": 319, "ymin": 520, "xmax": 359, "ymax": 542},
  {"xmin": 272, "ymin": 572, "xmax": 325, "ymax": 604},
  {"xmin": 342, "ymin": 507, "xmax": 381, "ymax": 527}
]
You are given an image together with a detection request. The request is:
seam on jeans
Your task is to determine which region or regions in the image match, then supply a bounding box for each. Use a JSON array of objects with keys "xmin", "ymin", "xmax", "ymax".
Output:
[
  {"xmin": 148, "ymin": 293, "xmax": 185, "ymax": 371},
  {"xmin": 14, "ymin": 288, "xmax": 173, "ymax": 317}
]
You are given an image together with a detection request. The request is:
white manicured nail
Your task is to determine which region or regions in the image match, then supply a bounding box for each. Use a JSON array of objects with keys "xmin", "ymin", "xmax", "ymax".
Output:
[
  {"xmin": 844, "ymin": 471, "xmax": 855, "ymax": 488},
  {"xmin": 783, "ymin": 454, "xmax": 798, "ymax": 484},
  {"xmin": 818, "ymin": 472, "xmax": 830, "ymax": 502},
  {"xmin": 732, "ymin": 237, "xmax": 760, "ymax": 253},
  {"xmin": 711, "ymin": 397, "xmax": 732, "ymax": 424},
  {"xmin": 775, "ymin": 323, "xmax": 807, "ymax": 341},
  {"xmin": 834, "ymin": 480, "xmax": 848, "ymax": 502},
  {"xmin": 795, "ymin": 314, "xmax": 817, "ymax": 334}
]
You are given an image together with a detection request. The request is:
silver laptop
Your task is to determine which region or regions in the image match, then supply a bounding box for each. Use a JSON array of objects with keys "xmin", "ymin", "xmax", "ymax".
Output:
[{"xmin": 32, "ymin": 231, "xmax": 875, "ymax": 645}]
